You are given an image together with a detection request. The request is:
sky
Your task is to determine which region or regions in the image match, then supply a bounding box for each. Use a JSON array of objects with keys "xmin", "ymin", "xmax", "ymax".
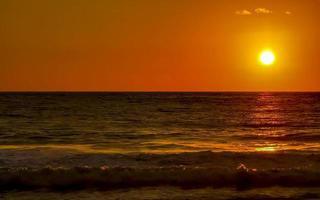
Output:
[{"xmin": 1, "ymin": 0, "xmax": 319, "ymax": 91}]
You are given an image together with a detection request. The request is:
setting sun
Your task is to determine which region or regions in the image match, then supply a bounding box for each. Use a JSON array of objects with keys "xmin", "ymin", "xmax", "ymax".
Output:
[{"xmin": 260, "ymin": 50, "xmax": 275, "ymax": 66}]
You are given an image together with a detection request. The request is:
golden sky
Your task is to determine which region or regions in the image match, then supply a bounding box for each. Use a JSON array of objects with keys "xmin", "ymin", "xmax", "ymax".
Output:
[{"xmin": 1, "ymin": 0, "xmax": 319, "ymax": 91}]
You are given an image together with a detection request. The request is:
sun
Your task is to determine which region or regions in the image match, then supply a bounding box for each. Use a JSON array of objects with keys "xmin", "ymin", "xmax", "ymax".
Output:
[{"xmin": 259, "ymin": 50, "xmax": 275, "ymax": 66}]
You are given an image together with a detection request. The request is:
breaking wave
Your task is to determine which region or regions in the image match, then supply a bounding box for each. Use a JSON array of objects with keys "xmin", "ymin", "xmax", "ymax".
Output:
[{"xmin": 1, "ymin": 164, "xmax": 320, "ymax": 191}]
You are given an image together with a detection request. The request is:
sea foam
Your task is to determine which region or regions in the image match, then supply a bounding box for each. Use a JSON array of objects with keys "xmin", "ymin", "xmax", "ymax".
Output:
[{"xmin": 1, "ymin": 164, "xmax": 320, "ymax": 191}]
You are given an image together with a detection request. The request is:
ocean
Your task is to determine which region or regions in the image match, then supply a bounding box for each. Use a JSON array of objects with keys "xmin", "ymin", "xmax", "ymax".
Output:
[{"xmin": 0, "ymin": 92, "xmax": 320, "ymax": 199}]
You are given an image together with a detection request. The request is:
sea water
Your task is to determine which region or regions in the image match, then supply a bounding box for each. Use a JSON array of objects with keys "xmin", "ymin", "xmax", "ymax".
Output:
[{"xmin": 1, "ymin": 92, "xmax": 320, "ymax": 199}]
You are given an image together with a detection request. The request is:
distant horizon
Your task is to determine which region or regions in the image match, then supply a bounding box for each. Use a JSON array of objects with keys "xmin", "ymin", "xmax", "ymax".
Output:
[{"xmin": 1, "ymin": 90, "xmax": 320, "ymax": 93}]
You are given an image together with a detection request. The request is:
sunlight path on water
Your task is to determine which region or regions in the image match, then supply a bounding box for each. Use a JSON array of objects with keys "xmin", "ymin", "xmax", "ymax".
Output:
[{"xmin": 1, "ymin": 142, "xmax": 320, "ymax": 154}]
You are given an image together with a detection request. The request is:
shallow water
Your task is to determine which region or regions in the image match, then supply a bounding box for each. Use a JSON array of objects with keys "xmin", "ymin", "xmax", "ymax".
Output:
[{"xmin": 3, "ymin": 187, "xmax": 320, "ymax": 200}]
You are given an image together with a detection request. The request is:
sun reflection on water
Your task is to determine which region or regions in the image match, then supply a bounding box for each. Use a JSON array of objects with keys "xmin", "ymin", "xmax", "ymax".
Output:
[
  {"xmin": 255, "ymin": 145, "xmax": 277, "ymax": 152},
  {"xmin": 249, "ymin": 93, "xmax": 285, "ymax": 152}
]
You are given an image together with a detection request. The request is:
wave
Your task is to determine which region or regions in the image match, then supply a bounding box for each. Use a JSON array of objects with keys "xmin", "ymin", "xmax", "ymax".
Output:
[
  {"xmin": 1, "ymin": 164, "xmax": 320, "ymax": 191},
  {"xmin": 234, "ymin": 132, "xmax": 320, "ymax": 141}
]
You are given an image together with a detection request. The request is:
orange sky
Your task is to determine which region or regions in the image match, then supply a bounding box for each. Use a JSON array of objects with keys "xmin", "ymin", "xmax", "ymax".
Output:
[{"xmin": 1, "ymin": 0, "xmax": 319, "ymax": 91}]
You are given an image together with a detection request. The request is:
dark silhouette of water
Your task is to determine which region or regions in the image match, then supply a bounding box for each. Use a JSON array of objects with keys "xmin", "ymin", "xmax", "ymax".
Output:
[{"xmin": 0, "ymin": 92, "xmax": 320, "ymax": 152}]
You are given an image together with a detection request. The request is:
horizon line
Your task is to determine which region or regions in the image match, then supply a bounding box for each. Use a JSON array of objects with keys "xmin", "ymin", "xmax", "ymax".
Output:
[{"xmin": 0, "ymin": 90, "xmax": 320, "ymax": 93}]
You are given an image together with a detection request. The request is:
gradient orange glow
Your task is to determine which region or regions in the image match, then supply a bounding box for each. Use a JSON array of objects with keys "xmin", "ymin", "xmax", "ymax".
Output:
[{"xmin": 0, "ymin": 0, "xmax": 319, "ymax": 91}]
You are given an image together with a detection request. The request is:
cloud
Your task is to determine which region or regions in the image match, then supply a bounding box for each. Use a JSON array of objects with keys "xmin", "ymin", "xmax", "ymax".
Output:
[
  {"xmin": 235, "ymin": 8, "xmax": 293, "ymax": 16},
  {"xmin": 235, "ymin": 8, "xmax": 273, "ymax": 16},
  {"xmin": 285, "ymin": 11, "xmax": 292, "ymax": 15},
  {"xmin": 235, "ymin": 10, "xmax": 252, "ymax": 15},
  {"xmin": 254, "ymin": 8, "xmax": 273, "ymax": 14}
]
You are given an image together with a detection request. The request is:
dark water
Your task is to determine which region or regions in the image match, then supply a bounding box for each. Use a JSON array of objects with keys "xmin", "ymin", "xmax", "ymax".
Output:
[
  {"xmin": 1, "ymin": 92, "xmax": 320, "ymax": 199},
  {"xmin": 0, "ymin": 92, "xmax": 320, "ymax": 152}
]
